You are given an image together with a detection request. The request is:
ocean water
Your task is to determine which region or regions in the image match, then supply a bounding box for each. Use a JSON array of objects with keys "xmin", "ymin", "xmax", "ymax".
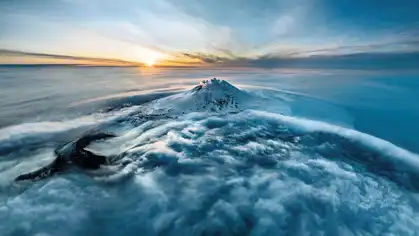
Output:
[{"xmin": 0, "ymin": 66, "xmax": 419, "ymax": 235}]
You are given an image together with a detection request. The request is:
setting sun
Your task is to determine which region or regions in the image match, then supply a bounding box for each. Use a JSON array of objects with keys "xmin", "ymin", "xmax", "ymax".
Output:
[
  {"xmin": 146, "ymin": 60, "xmax": 154, "ymax": 67},
  {"xmin": 142, "ymin": 50, "xmax": 168, "ymax": 67}
]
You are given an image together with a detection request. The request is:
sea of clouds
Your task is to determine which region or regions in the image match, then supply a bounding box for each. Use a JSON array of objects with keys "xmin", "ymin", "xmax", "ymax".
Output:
[{"xmin": 1, "ymin": 107, "xmax": 419, "ymax": 236}]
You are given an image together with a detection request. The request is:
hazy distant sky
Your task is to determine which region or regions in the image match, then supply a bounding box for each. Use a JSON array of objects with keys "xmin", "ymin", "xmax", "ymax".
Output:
[{"xmin": 1, "ymin": 0, "xmax": 419, "ymax": 67}]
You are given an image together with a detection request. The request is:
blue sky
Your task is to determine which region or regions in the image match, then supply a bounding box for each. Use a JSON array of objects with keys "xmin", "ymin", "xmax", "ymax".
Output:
[{"xmin": 1, "ymin": 0, "xmax": 419, "ymax": 67}]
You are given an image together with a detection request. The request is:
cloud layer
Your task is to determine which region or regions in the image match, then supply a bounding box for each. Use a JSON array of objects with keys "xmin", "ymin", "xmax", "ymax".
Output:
[{"xmin": 2, "ymin": 109, "xmax": 419, "ymax": 235}]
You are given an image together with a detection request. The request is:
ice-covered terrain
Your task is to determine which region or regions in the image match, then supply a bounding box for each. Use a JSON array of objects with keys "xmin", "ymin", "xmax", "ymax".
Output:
[
  {"xmin": 132, "ymin": 78, "xmax": 289, "ymax": 116},
  {"xmin": 1, "ymin": 74, "xmax": 419, "ymax": 236}
]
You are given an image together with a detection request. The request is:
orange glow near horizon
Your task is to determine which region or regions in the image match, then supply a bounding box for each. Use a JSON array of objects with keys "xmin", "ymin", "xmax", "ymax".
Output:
[{"xmin": 0, "ymin": 49, "xmax": 213, "ymax": 68}]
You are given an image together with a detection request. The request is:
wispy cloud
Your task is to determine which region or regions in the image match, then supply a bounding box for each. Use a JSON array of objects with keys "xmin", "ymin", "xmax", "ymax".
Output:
[
  {"xmin": 169, "ymin": 39, "xmax": 419, "ymax": 69},
  {"xmin": 0, "ymin": 49, "xmax": 143, "ymax": 66}
]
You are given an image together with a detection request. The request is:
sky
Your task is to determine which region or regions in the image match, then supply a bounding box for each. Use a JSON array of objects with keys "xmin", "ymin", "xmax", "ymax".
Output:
[{"xmin": 1, "ymin": 0, "xmax": 419, "ymax": 68}]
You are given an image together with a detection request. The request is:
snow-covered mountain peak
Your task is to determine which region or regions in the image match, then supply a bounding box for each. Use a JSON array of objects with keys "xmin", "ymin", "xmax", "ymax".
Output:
[
  {"xmin": 144, "ymin": 78, "xmax": 249, "ymax": 115},
  {"xmin": 193, "ymin": 78, "xmax": 241, "ymax": 94}
]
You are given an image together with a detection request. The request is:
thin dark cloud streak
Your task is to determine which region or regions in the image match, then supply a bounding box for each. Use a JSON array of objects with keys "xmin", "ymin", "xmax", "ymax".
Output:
[
  {"xmin": 283, "ymin": 39, "xmax": 419, "ymax": 57},
  {"xmin": 181, "ymin": 51, "xmax": 419, "ymax": 70},
  {"xmin": 2, "ymin": 42, "xmax": 419, "ymax": 70},
  {"xmin": 233, "ymin": 52, "xmax": 419, "ymax": 70},
  {"xmin": 181, "ymin": 53, "xmax": 224, "ymax": 63},
  {"xmin": 0, "ymin": 49, "xmax": 144, "ymax": 66},
  {"xmin": 179, "ymin": 39, "xmax": 419, "ymax": 69}
]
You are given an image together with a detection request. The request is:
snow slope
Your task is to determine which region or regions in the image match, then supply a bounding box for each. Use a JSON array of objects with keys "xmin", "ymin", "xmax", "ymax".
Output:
[{"xmin": 140, "ymin": 78, "xmax": 251, "ymax": 115}]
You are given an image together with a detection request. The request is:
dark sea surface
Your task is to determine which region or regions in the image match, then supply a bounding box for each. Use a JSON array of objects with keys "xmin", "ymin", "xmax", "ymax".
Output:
[{"xmin": 1, "ymin": 66, "xmax": 419, "ymax": 235}]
